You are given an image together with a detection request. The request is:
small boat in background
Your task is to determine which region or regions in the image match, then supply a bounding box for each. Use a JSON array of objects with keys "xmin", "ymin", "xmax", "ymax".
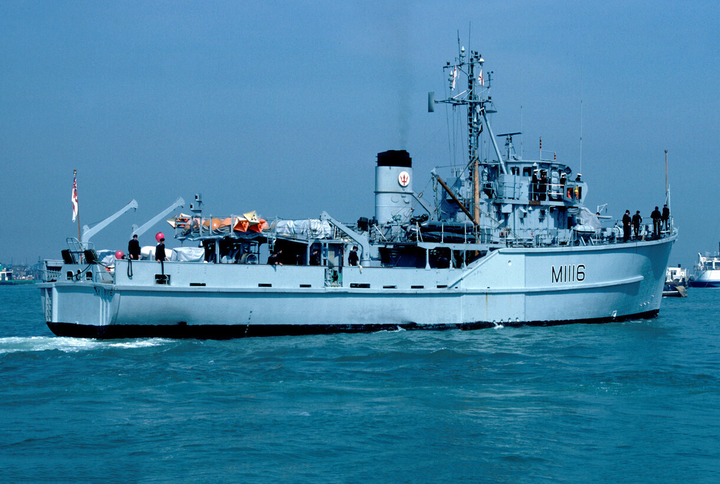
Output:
[
  {"xmin": 689, "ymin": 249, "xmax": 720, "ymax": 288},
  {"xmin": 663, "ymin": 265, "xmax": 688, "ymax": 297}
]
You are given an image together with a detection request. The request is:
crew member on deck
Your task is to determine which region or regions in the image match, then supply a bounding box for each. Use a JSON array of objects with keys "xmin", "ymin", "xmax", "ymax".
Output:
[
  {"xmin": 631, "ymin": 211, "xmax": 642, "ymax": 239},
  {"xmin": 651, "ymin": 206, "xmax": 662, "ymax": 237},
  {"xmin": 661, "ymin": 204, "xmax": 670, "ymax": 231},
  {"xmin": 622, "ymin": 210, "xmax": 632, "ymax": 242},
  {"xmin": 310, "ymin": 248, "xmax": 321, "ymax": 266},
  {"xmin": 128, "ymin": 234, "xmax": 141, "ymax": 260},
  {"xmin": 268, "ymin": 249, "xmax": 282, "ymax": 265},
  {"xmin": 348, "ymin": 246, "xmax": 359, "ymax": 266},
  {"xmin": 539, "ymin": 170, "xmax": 548, "ymax": 201},
  {"xmin": 155, "ymin": 237, "xmax": 167, "ymax": 262}
]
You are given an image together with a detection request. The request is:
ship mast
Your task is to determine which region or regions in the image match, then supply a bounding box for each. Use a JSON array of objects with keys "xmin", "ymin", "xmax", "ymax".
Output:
[
  {"xmin": 465, "ymin": 48, "xmax": 481, "ymax": 225},
  {"xmin": 430, "ymin": 47, "xmax": 508, "ymax": 225}
]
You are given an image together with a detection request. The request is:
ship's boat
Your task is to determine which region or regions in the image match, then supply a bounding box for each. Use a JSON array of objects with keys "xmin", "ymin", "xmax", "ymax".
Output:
[{"xmin": 38, "ymin": 44, "xmax": 676, "ymax": 339}]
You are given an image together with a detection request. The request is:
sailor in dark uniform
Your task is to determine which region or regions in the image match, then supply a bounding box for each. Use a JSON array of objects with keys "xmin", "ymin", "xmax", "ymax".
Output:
[
  {"xmin": 631, "ymin": 211, "xmax": 642, "ymax": 239},
  {"xmin": 155, "ymin": 237, "xmax": 167, "ymax": 261},
  {"xmin": 661, "ymin": 205, "xmax": 670, "ymax": 231},
  {"xmin": 539, "ymin": 170, "xmax": 548, "ymax": 201},
  {"xmin": 348, "ymin": 246, "xmax": 359, "ymax": 266},
  {"xmin": 310, "ymin": 248, "xmax": 321, "ymax": 266},
  {"xmin": 267, "ymin": 249, "xmax": 282, "ymax": 265},
  {"xmin": 622, "ymin": 210, "xmax": 632, "ymax": 242},
  {"xmin": 651, "ymin": 206, "xmax": 662, "ymax": 237},
  {"xmin": 128, "ymin": 234, "xmax": 141, "ymax": 260}
]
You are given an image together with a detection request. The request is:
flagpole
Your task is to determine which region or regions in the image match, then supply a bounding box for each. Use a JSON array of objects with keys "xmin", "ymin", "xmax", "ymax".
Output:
[
  {"xmin": 664, "ymin": 150, "xmax": 668, "ymax": 205},
  {"xmin": 74, "ymin": 170, "xmax": 82, "ymax": 246}
]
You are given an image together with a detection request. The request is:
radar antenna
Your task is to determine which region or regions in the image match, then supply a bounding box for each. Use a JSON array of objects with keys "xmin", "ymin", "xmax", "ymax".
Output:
[{"xmin": 497, "ymin": 132, "xmax": 522, "ymax": 160}]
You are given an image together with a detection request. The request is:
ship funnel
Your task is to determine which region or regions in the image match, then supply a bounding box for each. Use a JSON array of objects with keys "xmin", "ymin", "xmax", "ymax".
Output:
[{"xmin": 375, "ymin": 150, "xmax": 413, "ymax": 226}]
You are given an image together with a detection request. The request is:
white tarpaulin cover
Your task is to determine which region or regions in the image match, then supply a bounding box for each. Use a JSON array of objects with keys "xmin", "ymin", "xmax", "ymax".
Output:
[
  {"xmin": 97, "ymin": 250, "xmax": 116, "ymax": 267},
  {"xmin": 273, "ymin": 219, "xmax": 332, "ymax": 239},
  {"xmin": 577, "ymin": 207, "xmax": 602, "ymax": 231},
  {"xmin": 173, "ymin": 247, "xmax": 205, "ymax": 262},
  {"xmin": 141, "ymin": 246, "xmax": 174, "ymax": 260}
]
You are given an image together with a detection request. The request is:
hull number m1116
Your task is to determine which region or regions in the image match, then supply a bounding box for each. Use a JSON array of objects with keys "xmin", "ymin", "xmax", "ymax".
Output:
[{"xmin": 551, "ymin": 264, "xmax": 585, "ymax": 283}]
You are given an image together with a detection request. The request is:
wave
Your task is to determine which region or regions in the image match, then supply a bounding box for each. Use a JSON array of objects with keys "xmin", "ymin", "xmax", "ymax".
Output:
[{"xmin": 0, "ymin": 336, "xmax": 172, "ymax": 354}]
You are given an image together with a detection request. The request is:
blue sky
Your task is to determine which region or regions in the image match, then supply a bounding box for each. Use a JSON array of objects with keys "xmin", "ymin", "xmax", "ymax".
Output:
[{"xmin": 1, "ymin": 1, "xmax": 718, "ymax": 269}]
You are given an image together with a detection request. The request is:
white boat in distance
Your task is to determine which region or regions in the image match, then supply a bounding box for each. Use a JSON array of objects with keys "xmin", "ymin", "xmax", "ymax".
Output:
[
  {"xmin": 38, "ymin": 44, "xmax": 676, "ymax": 339},
  {"xmin": 689, "ymin": 251, "xmax": 720, "ymax": 287}
]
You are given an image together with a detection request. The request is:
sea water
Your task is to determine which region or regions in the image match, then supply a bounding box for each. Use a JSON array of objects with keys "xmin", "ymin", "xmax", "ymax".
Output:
[{"xmin": 1, "ymin": 285, "xmax": 718, "ymax": 483}]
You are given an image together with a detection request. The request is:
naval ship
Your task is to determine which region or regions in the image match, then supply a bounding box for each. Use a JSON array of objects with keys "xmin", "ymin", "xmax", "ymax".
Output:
[{"xmin": 38, "ymin": 46, "xmax": 676, "ymax": 339}]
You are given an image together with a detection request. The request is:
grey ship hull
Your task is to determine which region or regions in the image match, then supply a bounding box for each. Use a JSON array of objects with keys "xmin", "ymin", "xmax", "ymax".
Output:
[{"xmin": 40, "ymin": 236, "xmax": 674, "ymax": 339}]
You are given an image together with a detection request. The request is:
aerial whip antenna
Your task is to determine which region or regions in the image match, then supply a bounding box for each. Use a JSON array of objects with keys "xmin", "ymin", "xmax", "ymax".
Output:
[
  {"xmin": 665, "ymin": 149, "xmax": 668, "ymax": 195},
  {"xmin": 579, "ymin": 65, "xmax": 584, "ymax": 175},
  {"xmin": 456, "ymin": 30, "xmax": 461, "ymax": 59}
]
